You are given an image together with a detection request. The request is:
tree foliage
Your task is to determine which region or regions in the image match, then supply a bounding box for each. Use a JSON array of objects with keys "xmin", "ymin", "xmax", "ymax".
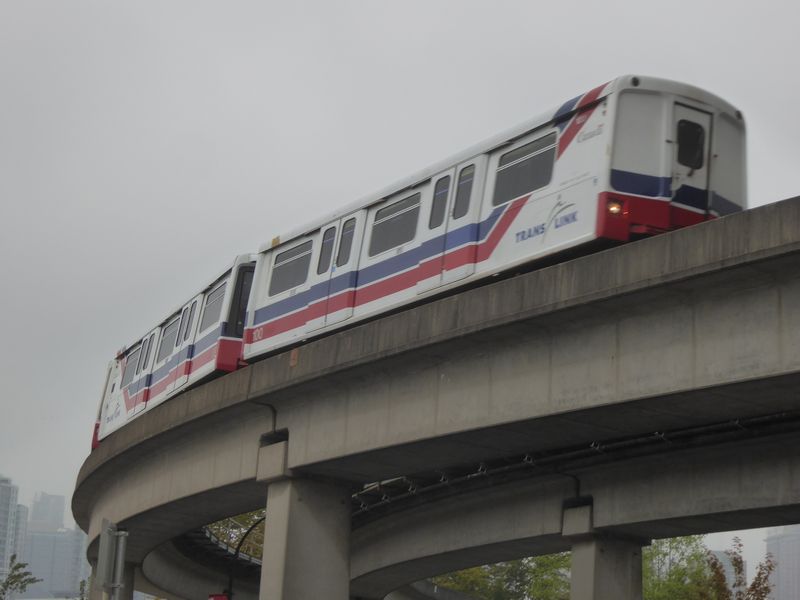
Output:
[
  {"xmin": 205, "ymin": 509, "xmax": 266, "ymax": 559},
  {"xmin": 0, "ymin": 554, "xmax": 41, "ymax": 600},
  {"xmin": 643, "ymin": 535, "xmax": 711, "ymax": 600},
  {"xmin": 706, "ymin": 537, "xmax": 775, "ymax": 600},
  {"xmin": 429, "ymin": 535, "xmax": 776, "ymax": 600},
  {"xmin": 432, "ymin": 554, "xmax": 570, "ymax": 600}
]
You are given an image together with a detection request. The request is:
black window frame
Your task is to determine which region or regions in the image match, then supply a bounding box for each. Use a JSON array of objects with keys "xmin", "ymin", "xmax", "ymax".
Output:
[
  {"xmin": 136, "ymin": 338, "xmax": 149, "ymax": 375},
  {"xmin": 452, "ymin": 165, "xmax": 475, "ymax": 219},
  {"xmin": 176, "ymin": 306, "xmax": 190, "ymax": 348},
  {"xmin": 492, "ymin": 132, "xmax": 557, "ymax": 207},
  {"xmin": 368, "ymin": 193, "xmax": 421, "ymax": 257},
  {"xmin": 140, "ymin": 333, "xmax": 155, "ymax": 374},
  {"xmin": 429, "ymin": 176, "xmax": 450, "ymax": 229},
  {"xmin": 121, "ymin": 347, "xmax": 142, "ymax": 387},
  {"xmin": 199, "ymin": 282, "xmax": 227, "ymax": 333},
  {"xmin": 157, "ymin": 317, "xmax": 181, "ymax": 363},
  {"xmin": 336, "ymin": 218, "xmax": 357, "ymax": 267},
  {"xmin": 317, "ymin": 227, "xmax": 336, "ymax": 275},
  {"xmin": 677, "ymin": 119, "xmax": 705, "ymax": 170},
  {"xmin": 226, "ymin": 265, "xmax": 255, "ymax": 338},
  {"xmin": 183, "ymin": 300, "xmax": 198, "ymax": 342},
  {"xmin": 269, "ymin": 240, "xmax": 314, "ymax": 297}
]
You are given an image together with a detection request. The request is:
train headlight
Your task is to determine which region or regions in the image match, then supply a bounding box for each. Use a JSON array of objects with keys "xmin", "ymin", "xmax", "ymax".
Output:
[{"xmin": 607, "ymin": 199, "xmax": 624, "ymax": 215}]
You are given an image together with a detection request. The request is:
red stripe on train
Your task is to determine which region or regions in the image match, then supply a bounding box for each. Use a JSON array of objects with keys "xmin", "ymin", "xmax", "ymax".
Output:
[{"xmin": 246, "ymin": 196, "xmax": 528, "ymax": 343}]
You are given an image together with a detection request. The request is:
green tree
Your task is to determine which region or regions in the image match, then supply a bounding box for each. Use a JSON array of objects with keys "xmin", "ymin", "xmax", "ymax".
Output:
[
  {"xmin": 431, "ymin": 536, "xmax": 776, "ymax": 600},
  {"xmin": 432, "ymin": 554, "xmax": 570, "ymax": 600},
  {"xmin": 643, "ymin": 535, "xmax": 713, "ymax": 600},
  {"xmin": 706, "ymin": 537, "xmax": 775, "ymax": 600},
  {"xmin": 0, "ymin": 554, "xmax": 41, "ymax": 600},
  {"xmin": 433, "ymin": 536, "xmax": 713, "ymax": 600},
  {"xmin": 206, "ymin": 509, "xmax": 266, "ymax": 559}
]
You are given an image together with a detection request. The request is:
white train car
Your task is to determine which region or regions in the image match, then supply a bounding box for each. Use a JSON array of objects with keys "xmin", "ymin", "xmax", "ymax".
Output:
[
  {"xmin": 93, "ymin": 254, "xmax": 256, "ymax": 445},
  {"xmin": 91, "ymin": 75, "xmax": 746, "ymax": 448},
  {"xmin": 243, "ymin": 75, "xmax": 746, "ymax": 358}
]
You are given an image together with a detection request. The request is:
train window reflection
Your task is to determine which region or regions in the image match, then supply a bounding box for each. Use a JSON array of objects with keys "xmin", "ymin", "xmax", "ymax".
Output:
[{"xmin": 369, "ymin": 194, "xmax": 420, "ymax": 256}]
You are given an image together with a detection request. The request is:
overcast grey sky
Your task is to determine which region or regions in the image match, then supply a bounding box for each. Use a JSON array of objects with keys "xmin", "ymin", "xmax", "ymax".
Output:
[{"xmin": 1, "ymin": 0, "xmax": 798, "ymax": 573}]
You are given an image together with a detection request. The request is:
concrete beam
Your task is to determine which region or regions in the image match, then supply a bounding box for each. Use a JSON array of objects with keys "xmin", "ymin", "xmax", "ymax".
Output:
[
  {"xmin": 140, "ymin": 542, "xmax": 259, "ymax": 600},
  {"xmin": 350, "ymin": 433, "xmax": 800, "ymax": 597},
  {"xmin": 70, "ymin": 197, "xmax": 800, "ymax": 595}
]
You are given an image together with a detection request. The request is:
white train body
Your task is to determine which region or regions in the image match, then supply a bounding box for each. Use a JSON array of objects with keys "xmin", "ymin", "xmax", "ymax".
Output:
[
  {"xmin": 95, "ymin": 75, "xmax": 746, "ymax": 445},
  {"xmin": 95, "ymin": 255, "xmax": 255, "ymax": 443},
  {"xmin": 243, "ymin": 75, "xmax": 745, "ymax": 358}
]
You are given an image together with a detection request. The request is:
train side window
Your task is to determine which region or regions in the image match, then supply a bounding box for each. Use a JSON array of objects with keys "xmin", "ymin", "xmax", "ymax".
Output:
[
  {"xmin": 336, "ymin": 218, "xmax": 357, "ymax": 267},
  {"xmin": 176, "ymin": 306, "xmax": 190, "ymax": 347},
  {"xmin": 429, "ymin": 176, "xmax": 450, "ymax": 229},
  {"xmin": 369, "ymin": 193, "xmax": 420, "ymax": 256},
  {"xmin": 199, "ymin": 283, "xmax": 227, "ymax": 332},
  {"xmin": 227, "ymin": 267, "xmax": 254, "ymax": 337},
  {"xmin": 269, "ymin": 240, "xmax": 313, "ymax": 296},
  {"xmin": 317, "ymin": 227, "xmax": 336, "ymax": 275},
  {"xmin": 157, "ymin": 318, "xmax": 180, "ymax": 363},
  {"xmin": 141, "ymin": 333, "xmax": 155, "ymax": 372},
  {"xmin": 183, "ymin": 300, "xmax": 197, "ymax": 342},
  {"xmin": 224, "ymin": 265, "xmax": 255, "ymax": 337},
  {"xmin": 677, "ymin": 120, "xmax": 705, "ymax": 169},
  {"xmin": 452, "ymin": 165, "xmax": 475, "ymax": 219},
  {"xmin": 136, "ymin": 337, "xmax": 149, "ymax": 375},
  {"xmin": 492, "ymin": 133, "xmax": 556, "ymax": 206},
  {"xmin": 121, "ymin": 348, "xmax": 142, "ymax": 387}
]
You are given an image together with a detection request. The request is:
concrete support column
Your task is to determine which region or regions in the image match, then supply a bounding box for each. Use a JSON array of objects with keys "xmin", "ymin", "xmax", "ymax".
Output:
[
  {"xmin": 570, "ymin": 537, "xmax": 643, "ymax": 600},
  {"xmin": 563, "ymin": 504, "xmax": 644, "ymax": 600},
  {"xmin": 88, "ymin": 563, "xmax": 104, "ymax": 600},
  {"xmin": 257, "ymin": 441, "xmax": 351, "ymax": 600}
]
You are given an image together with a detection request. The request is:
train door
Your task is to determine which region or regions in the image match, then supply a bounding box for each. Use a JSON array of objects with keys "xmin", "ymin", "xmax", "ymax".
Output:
[
  {"xmin": 440, "ymin": 157, "xmax": 487, "ymax": 286},
  {"xmin": 225, "ymin": 263, "xmax": 255, "ymax": 339},
  {"xmin": 416, "ymin": 170, "xmax": 455, "ymax": 294},
  {"xmin": 130, "ymin": 328, "xmax": 158, "ymax": 416},
  {"xmin": 357, "ymin": 190, "xmax": 424, "ymax": 314},
  {"xmin": 320, "ymin": 213, "xmax": 364, "ymax": 329},
  {"xmin": 671, "ymin": 104, "xmax": 712, "ymax": 224},
  {"xmin": 261, "ymin": 236, "xmax": 317, "ymax": 348},
  {"xmin": 306, "ymin": 213, "xmax": 364, "ymax": 332},
  {"xmin": 172, "ymin": 293, "xmax": 202, "ymax": 392}
]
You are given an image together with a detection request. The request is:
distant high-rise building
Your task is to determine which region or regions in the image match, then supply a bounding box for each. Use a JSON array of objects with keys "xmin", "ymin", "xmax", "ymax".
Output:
[
  {"xmin": 21, "ymin": 528, "xmax": 89, "ymax": 598},
  {"xmin": 13, "ymin": 504, "xmax": 28, "ymax": 559},
  {"xmin": 28, "ymin": 492, "xmax": 64, "ymax": 533},
  {"xmin": 0, "ymin": 475, "xmax": 19, "ymax": 578},
  {"xmin": 767, "ymin": 525, "xmax": 800, "ymax": 600}
]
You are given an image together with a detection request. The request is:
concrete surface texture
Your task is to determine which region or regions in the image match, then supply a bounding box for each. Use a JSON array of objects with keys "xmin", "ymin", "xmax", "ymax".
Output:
[{"xmin": 72, "ymin": 197, "xmax": 800, "ymax": 599}]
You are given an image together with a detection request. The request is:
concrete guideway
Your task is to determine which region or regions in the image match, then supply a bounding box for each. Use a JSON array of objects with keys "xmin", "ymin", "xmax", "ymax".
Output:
[{"xmin": 73, "ymin": 197, "xmax": 800, "ymax": 599}]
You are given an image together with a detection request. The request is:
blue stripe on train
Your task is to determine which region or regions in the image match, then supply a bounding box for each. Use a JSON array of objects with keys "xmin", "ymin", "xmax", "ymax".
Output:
[
  {"xmin": 612, "ymin": 169, "xmax": 741, "ymax": 215},
  {"xmin": 610, "ymin": 169, "xmax": 672, "ymax": 198},
  {"xmin": 125, "ymin": 324, "xmax": 224, "ymax": 395},
  {"xmin": 673, "ymin": 184, "xmax": 708, "ymax": 211},
  {"xmin": 252, "ymin": 205, "xmax": 506, "ymax": 326}
]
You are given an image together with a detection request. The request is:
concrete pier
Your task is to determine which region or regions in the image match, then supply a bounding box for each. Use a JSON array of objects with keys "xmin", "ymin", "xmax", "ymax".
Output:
[{"xmin": 259, "ymin": 479, "xmax": 351, "ymax": 600}]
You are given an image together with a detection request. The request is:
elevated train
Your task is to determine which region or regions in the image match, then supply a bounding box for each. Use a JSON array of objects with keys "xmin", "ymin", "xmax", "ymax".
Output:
[{"xmin": 94, "ymin": 75, "xmax": 747, "ymax": 446}]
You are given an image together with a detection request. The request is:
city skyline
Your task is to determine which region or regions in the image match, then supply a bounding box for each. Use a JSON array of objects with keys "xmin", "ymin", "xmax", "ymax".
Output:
[{"xmin": 0, "ymin": 474, "xmax": 89, "ymax": 597}]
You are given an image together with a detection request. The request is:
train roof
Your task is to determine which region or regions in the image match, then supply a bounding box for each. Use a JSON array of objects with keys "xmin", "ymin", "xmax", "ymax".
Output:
[{"xmin": 260, "ymin": 74, "xmax": 742, "ymax": 253}]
